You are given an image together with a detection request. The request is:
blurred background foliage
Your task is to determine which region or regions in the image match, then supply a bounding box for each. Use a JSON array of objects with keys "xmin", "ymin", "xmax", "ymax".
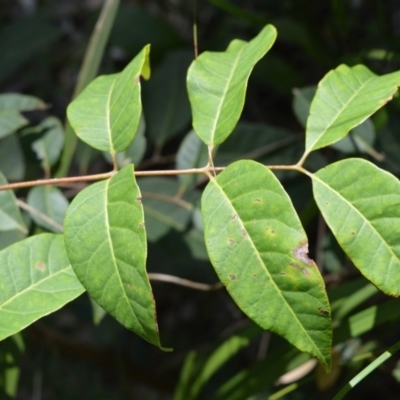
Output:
[{"xmin": 1, "ymin": 0, "xmax": 400, "ymax": 399}]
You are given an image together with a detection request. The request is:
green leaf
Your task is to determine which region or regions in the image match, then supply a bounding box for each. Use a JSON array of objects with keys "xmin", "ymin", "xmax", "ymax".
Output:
[
  {"xmin": 64, "ymin": 165, "xmax": 165, "ymax": 348},
  {"xmin": 103, "ymin": 114, "xmax": 146, "ymax": 167},
  {"xmin": 305, "ymin": 65, "xmax": 400, "ymax": 154},
  {"xmin": 312, "ymin": 158, "xmax": 400, "ymax": 297},
  {"xmin": 143, "ymin": 50, "xmax": 193, "ymax": 146},
  {"xmin": 0, "ymin": 234, "xmax": 84, "ymax": 341},
  {"xmin": 31, "ymin": 116, "xmax": 64, "ymax": 171},
  {"xmin": 67, "ymin": 45, "xmax": 150, "ymax": 154},
  {"xmin": 0, "ymin": 172, "xmax": 27, "ymax": 234},
  {"xmin": 187, "ymin": 25, "xmax": 277, "ymax": 148},
  {"xmin": 202, "ymin": 160, "xmax": 332, "ymax": 370},
  {"xmin": 26, "ymin": 186, "xmax": 69, "ymax": 233},
  {"xmin": 0, "ymin": 93, "xmax": 47, "ymax": 139},
  {"xmin": 0, "ymin": 135, "xmax": 25, "ymax": 181},
  {"xmin": 176, "ymin": 130, "xmax": 209, "ymax": 191},
  {"xmin": 138, "ymin": 177, "xmax": 198, "ymax": 242}
]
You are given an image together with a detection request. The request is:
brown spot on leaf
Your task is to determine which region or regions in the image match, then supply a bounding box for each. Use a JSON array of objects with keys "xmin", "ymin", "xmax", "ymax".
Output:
[
  {"xmin": 138, "ymin": 222, "xmax": 145, "ymax": 228},
  {"xmin": 135, "ymin": 75, "xmax": 140, "ymax": 83},
  {"xmin": 128, "ymin": 284, "xmax": 133, "ymax": 290},
  {"xmin": 229, "ymin": 274, "xmax": 236, "ymax": 281},
  {"xmin": 241, "ymin": 229, "xmax": 248, "ymax": 237},
  {"xmin": 317, "ymin": 307, "xmax": 330, "ymax": 317},
  {"xmin": 271, "ymin": 230, "xmax": 275, "ymax": 235},
  {"xmin": 293, "ymin": 242, "xmax": 313, "ymax": 266},
  {"xmin": 302, "ymin": 268, "xmax": 310, "ymax": 277},
  {"xmin": 351, "ymin": 231, "xmax": 355, "ymax": 235},
  {"xmin": 280, "ymin": 272, "xmax": 286, "ymax": 276},
  {"xmin": 136, "ymin": 197, "xmax": 142, "ymax": 205},
  {"xmin": 36, "ymin": 262, "xmax": 46, "ymax": 271},
  {"xmin": 229, "ymin": 239, "xmax": 235, "ymax": 246},
  {"xmin": 254, "ymin": 198, "xmax": 261, "ymax": 203},
  {"xmin": 265, "ymin": 227, "xmax": 268, "ymax": 231},
  {"xmin": 231, "ymin": 214, "xmax": 238, "ymax": 221}
]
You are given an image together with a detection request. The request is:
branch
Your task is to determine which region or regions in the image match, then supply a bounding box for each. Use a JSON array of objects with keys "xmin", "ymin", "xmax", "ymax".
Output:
[{"xmin": 148, "ymin": 273, "xmax": 223, "ymax": 291}]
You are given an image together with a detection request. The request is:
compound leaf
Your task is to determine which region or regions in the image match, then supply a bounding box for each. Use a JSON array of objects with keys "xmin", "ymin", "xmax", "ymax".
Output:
[
  {"xmin": 187, "ymin": 25, "xmax": 276, "ymax": 148},
  {"xmin": 64, "ymin": 165, "xmax": 165, "ymax": 348},
  {"xmin": 0, "ymin": 234, "xmax": 84, "ymax": 341},
  {"xmin": 305, "ymin": 65, "xmax": 400, "ymax": 154},
  {"xmin": 312, "ymin": 158, "xmax": 400, "ymax": 297},
  {"xmin": 202, "ymin": 160, "xmax": 332, "ymax": 370},
  {"xmin": 67, "ymin": 45, "xmax": 150, "ymax": 154}
]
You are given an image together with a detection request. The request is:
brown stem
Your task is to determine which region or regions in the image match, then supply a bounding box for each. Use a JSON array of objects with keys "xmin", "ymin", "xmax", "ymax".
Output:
[{"xmin": 148, "ymin": 273, "xmax": 223, "ymax": 291}]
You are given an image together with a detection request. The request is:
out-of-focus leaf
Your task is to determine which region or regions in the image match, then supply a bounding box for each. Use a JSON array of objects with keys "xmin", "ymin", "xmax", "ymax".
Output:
[
  {"xmin": 26, "ymin": 186, "xmax": 69, "ymax": 233},
  {"xmin": 0, "ymin": 17, "xmax": 61, "ymax": 85},
  {"xmin": 377, "ymin": 115, "xmax": 400, "ymax": 174},
  {"xmin": 202, "ymin": 160, "xmax": 332, "ymax": 371},
  {"xmin": 143, "ymin": 50, "xmax": 193, "ymax": 146},
  {"xmin": 187, "ymin": 25, "xmax": 277, "ymax": 148},
  {"xmin": 0, "ymin": 172, "xmax": 26, "ymax": 234},
  {"xmin": 0, "ymin": 93, "xmax": 47, "ymax": 139},
  {"xmin": 0, "ymin": 135, "xmax": 25, "ymax": 181},
  {"xmin": 312, "ymin": 159, "xmax": 400, "ymax": 296},
  {"xmin": 0, "ymin": 234, "xmax": 85, "ymax": 341},
  {"xmin": 103, "ymin": 114, "xmax": 146, "ymax": 167},
  {"xmin": 30, "ymin": 117, "xmax": 64, "ymax": 171},
  {"xmin": 64, "ymin": 165, "xmax": 166, "ymax": 349},
  {"xmin": 183, "ymin": 229, "xmax": 209, "ymax": 261},
  {"xmin": 137, "ymin": 177, "xmax": 199, "ymax": 242},
  {"xmin": 292, "ymin": 86, "xmax": 316, "ymax": 128},
  {"xmin": 176, "ymin": 130, "xmax": 209, "ymax": 190},
  {"xmin": 67, "ymin": 45, "xmax": 150, "ymax": 154}
]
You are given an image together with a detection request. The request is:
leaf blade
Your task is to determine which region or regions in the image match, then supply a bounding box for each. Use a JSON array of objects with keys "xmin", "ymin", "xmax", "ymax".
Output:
[
  {"xmin": 202, "ymin": 160, "xmax": 332, "ymax": 370},
  {"xmin": 312, "ymin": 158, "xmax": 400, "ymax": 296},
  {"xmin": 306, "ymin": 65, "xmax": 400, "ymax": 153},
  {"xmin": 187, "ymin": 25, "xmax": 277, "ymax": 147},
  {"xmin": 64, "ymin": 165, "xmax": 165, "ymax": 348},
  {"xmin": 0, "ymin": 234, "xmax": 84, "ymax": 341}
]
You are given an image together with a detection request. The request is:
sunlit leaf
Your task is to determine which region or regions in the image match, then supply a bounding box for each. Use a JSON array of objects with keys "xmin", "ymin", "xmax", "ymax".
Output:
[
  {"xmin": 64, "ymin": 165, "xmax": 166, "ymax": 348},
  {"xmin": 26, "ymin": 186, "xmax": 68, "ymax": 233},
  {"xmin": 312, "ymin": 158, "xmax": 400, "ymax": 297},
  {"xmin": 67, "ymin": 45, "xmax": 150, "ymax": 154},
  {"xmin": 305, "ymin": 65, "xmax": 400, "ymax": 154},
  {"xmin": 0, "ymin": 234, "xmax": 84, "ymax": 341},
  {"xmin": 187, "ymin": 25, "xmax": 277, "ymax": 148},
  {"xmin": 0, "ymin": 172, "xmax": 26, "ymax": 234},
  {"xmin": 202, "ymin": 160, "xmax": 332, "ymax": 370}
]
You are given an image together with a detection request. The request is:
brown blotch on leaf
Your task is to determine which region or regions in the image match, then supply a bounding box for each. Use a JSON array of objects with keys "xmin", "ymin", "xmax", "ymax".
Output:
[
  {"xmin": 229, "ymin": 274, "xmax": 236, "ymax": 281},
  {"xmin": 36, "ymin": 262, "xmax": 46, "ymax": 271},
  {"xmin": 302, "ymin": 268, "xmax": 310, "ymax": 277},
  {"xmin": 351, "ymin": 231, "xmax": 355, "ymax": 235},
  {"xmin": 135, "ymin": 75, "xmax": 140, "ymax": 83},
  {"xmin": 317, "ymin": 307, "xmax": 330, "ymax": 317},
  {"xmin": 271, "ymin": 230, "xmax": 275, "ymax": 235},
  {"xmin": 293, "ymin": 242, "xmax": 313, "ymax": 266},
  {"xmin": 138, "ymin": 222, "xmax": 145, "ymax": 228},
  {"xmin": 229, "ymin": 239, "xmax": 235, "ymax": 246},
  {"xmin": 136, "ymin": 197, "xmax": 142, "ymax": 205},
  {"xmin": 280, "ymin": 271, "xmax": 286, "ymax": 276},
  {"xmin": 254, "ymin": 198, "xmax": 261, "ymax": 203},
  {"xmin": 241, "ymin": 229, "xmax": 248, "ymax": 237},
  {"xmin": 231, "ymin": 214, "xmax": 238, "ymax": 221}
]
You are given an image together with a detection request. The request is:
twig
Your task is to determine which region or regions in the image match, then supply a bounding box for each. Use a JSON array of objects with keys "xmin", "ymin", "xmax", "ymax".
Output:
[{"xmin": 148, "ymin": 273, "xmax": 223, "ymax": 291}]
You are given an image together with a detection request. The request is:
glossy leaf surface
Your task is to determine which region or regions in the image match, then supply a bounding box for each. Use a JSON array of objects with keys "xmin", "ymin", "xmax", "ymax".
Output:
[
  {"xmin": 67, "ymin": 45, "xmax": 150, "ymax": 153},
  {"xmin": 64, "ymin": 165, "xmax": 164, "ymax": 348},
  {"xmin": 312, "ymin": 158, "xmax": 400, "ymax": 296},
  {"xmin": 0, "ymin": 234, "xmax": 84, "ymax": 341},
  {"xmin": 202, "ymin": 160, "xmax": 332, "ymax": 370},
  {"xmin": 187, "ymin": 25, "xmax": 277, "ymax": 147},
  {"xmin": 306, "ymin": 65, "xmax": 400, "ymax": 153}
]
